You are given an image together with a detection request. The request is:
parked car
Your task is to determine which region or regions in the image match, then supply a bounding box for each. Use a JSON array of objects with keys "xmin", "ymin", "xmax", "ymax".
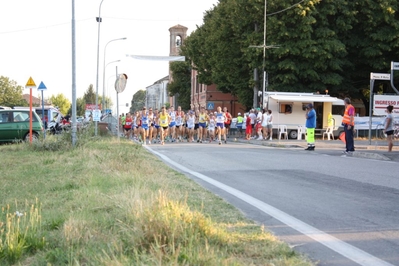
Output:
[
  {"xmin": 13, "ymin": 106, "xmax": 62, "ymax": 129},
  {"xmin": 0, "ymin": 109, "xmax": 43, "ymax": 142}
]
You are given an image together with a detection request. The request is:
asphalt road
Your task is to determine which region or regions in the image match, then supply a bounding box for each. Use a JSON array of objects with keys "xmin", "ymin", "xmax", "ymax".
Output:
[{"xmin": 145, "ymin": 141, "xmax": 399, "ymax": 266}]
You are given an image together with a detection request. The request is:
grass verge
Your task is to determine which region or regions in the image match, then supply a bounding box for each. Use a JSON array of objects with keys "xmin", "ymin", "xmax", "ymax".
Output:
[{"xmin": 0, "ymin": 131, "xmax": 313, "ymax": 265}]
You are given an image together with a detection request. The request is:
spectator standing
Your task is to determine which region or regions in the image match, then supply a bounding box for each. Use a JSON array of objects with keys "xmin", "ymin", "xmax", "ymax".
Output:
[
  {"xmin": 236, "ymin": 112, "xmax": 244, "ymax": 138},
  {"xmin": 261, "ymin": 109, "xmax": 268, "ymax": 140},
  {"xmin": 266, "ymin": 110, "xmax": 273, "ymax": 140},
  {"xmin": 384, "ymin": 105, "xmax": 394, "ymax": 152},
  {"xmin": 305, "ymin": 104, "xmax": 316, "ymax": 150},
  {"xmin": 249, "ymin": 109, "xmax": 256, "ymax": 138},
  {"xmin": 342, "ymin": 98, "xmax": 355, "ymax": 154},
  {"xmin": 245, "ymin": 114, "xmax": 252, "ymax": 140}
]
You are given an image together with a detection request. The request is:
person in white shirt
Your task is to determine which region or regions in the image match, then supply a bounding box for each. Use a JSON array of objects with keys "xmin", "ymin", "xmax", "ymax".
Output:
[
  {"xmin": 249, "ymin": 109, "xmax": 257, "ymax": 138},
  {"xmin": 266, "ymin": 110, "xmax": 273, "ymax": 140},
  {"xmin": 256, "ymin": 108, "xmax": 263, "ymax": 140}
]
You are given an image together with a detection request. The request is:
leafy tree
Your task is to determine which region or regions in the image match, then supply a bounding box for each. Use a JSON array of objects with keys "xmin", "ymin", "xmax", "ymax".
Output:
[
  {"xmin": 50, "ymin": 93, "xmax": 71, "ymax": 115},
  {"xmin": 67, "ymin": 97, "xmax": 86, "ymax": 117},
  {"xmin": 0, "ymin": 76, "xmax": 27, "ymax": 107},
  {"xmin": 183, "ymin": 0, "xmax": 399, "ymax": 114},
  {"xmin": 130, "ymin": 90, "xmax": 146, "ymax": 113},
  {"xmin": 168, "ymin": 61, "xmax": 192, "ymax": 110}
]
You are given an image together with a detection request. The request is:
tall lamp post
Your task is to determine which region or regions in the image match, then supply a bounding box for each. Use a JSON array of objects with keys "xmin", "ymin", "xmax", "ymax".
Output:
[
  {"xmin": 95, "ymin": 0, "xmax": 105, "ymax": 136},
  {"xmin": 102, "ymin": 59, "xmax": 121, "ymax": 114},
  {"xmin": 102, "ymin": 37, "xmax": 127, "ymax": 114}
]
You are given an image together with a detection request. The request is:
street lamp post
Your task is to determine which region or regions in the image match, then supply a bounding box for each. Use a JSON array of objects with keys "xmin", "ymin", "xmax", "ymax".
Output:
[
  {"xmin": 102, "ymin": 37, "xmax": 127, "ymax": 114},
  {"xmin": 95, "ymin": 0, "xmax": 105, "ymax": 136},
  {"xmin": 102, "ymin": 59, "xmax": 121, "ymax": 114}
]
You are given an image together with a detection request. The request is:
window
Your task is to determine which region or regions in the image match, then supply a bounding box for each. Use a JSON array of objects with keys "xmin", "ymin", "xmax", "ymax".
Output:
[
  {"xmin": 332, "ymin": 105, "xmax": 344, "ymax": 116},
  {"xmin": 12, "ymin": 111, "xmax": 37, "ymax": 122},
  {"xmin": 0, "ymin": 112, "xmax": 9, "ymax": 123},
  {"xmin": 279, "ymin": 103, "xmax": 292, "ymax": 114},
  {"xmin": 13, "ymin": 111, "xmax": 27, "ymax": 122},
  {"xmin": 176, "ymin": 36, "xmax": 182, "ymax": 47}
]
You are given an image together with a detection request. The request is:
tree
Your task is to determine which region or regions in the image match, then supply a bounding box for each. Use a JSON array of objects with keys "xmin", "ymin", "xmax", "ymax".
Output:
[
  {"xmin": 50, "ymin": 93, "xmax": 71, "ymax": 115},
  {"xmin": 168, "ymin": 61, "xmax": 192, "ymax": 110},
  {"xmin": 0, "ymin": 76, "xmax": 27, "ymax": 107},
  {"xmin": 183, "ymin": 0, "xmax": 399, "ymax": 114},
  {"xmin": 130, "ymin": 90, "xmax": 146, "ymax": 113},
  {"xmin": 83, "ymin": 84, "xmax": 96, "ymax": 105}
]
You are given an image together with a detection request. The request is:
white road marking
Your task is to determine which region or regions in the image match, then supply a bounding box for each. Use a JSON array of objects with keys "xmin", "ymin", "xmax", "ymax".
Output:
[{"xmin": 148, "ymin": 147, "xmax": 394, "ymax": 266}]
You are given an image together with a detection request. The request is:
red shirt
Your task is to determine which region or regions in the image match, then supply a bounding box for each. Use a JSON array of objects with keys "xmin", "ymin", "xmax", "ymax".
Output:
[
  {"xmin": 124, "ymin": 117, "xmax": 133, "ymax": 128},
  {"xmin": 246, "ymin": 116, "xmax": 251, "ymax": 127}
]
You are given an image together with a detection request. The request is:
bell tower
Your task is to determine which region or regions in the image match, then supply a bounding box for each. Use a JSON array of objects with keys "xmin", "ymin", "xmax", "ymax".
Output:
[{"xmin": 169, "ymin": 24, "xmax": 188, "ymax": 56}]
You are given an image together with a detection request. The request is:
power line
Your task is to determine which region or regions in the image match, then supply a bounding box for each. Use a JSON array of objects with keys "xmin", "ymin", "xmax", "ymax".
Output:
[
  {"xmin": 0, "ymin": 16, "xmax": 202, "ymax": 35},
  {"xmin": 267, "ymin": 0, "xmax": 307, "ymax": 16},
  {"xmin": 0, "ymin": 18, "xmax": 92, "ymax": 35},
  {"xmin": 0, "ymin": 0, "xmax": 307, "ymax": 35}
]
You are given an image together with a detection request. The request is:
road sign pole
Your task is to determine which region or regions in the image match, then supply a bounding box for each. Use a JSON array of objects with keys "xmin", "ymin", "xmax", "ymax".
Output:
[
  {"xmin": 38, "ymin": 81, "xmax": 47, "ymax": 139},
  {"xmin": 25, "ymin": 77, "xmax": 36, "ymax": 143},
  {"xmin": 42, "ymin": 90, "xmax": 45, "ymax": 139},
  {"xmin": 29, "ymin": 88, "xmax": 33, "ymax": 142}
]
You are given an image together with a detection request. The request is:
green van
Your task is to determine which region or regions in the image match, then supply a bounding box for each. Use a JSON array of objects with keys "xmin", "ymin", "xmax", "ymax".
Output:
[{"xmin": 0, "ymin": 109, "xmax": 43, "ymax": 142}]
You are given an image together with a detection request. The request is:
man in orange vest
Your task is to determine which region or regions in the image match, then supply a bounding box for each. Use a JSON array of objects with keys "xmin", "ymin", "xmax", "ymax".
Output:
[{"xmin": 342, "ymin": 98, "xmax": 355, "ymax": 154}]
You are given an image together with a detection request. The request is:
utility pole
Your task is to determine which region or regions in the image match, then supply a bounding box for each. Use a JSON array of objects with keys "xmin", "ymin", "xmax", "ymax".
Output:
[{"xmin": 249, "ymin": 0, "xmax": 279, "ymax": 108}]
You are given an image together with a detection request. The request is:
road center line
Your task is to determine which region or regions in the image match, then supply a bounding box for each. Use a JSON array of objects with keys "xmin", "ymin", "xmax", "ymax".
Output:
[{"xmin": 149, "ymin": 147, "xmax": 393, "ymax": 266}]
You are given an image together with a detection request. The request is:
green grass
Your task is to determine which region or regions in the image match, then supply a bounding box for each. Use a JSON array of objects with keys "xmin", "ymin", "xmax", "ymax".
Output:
[{"xmin": 0, "ymin": 131, "xmax": 313, "ymax": 265}]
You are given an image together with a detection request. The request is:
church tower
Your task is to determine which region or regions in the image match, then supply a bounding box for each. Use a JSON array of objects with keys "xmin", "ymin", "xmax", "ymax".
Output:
[
  {"xmin": 168, "ymin": 25, "xmax": 188, "ymax": 107},
  {"xmin": 169, "ymin": 24, "xmax": 188, "ymax": 56}
]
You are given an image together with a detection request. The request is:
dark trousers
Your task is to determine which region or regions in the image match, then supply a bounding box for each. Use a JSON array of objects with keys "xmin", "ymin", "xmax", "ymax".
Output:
[{"xmin": 344, "ymin": 124, "xmax": 355, "ymax": 152}]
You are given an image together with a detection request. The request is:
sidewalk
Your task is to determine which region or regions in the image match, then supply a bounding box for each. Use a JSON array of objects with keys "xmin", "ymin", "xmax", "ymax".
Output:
[{"xmin": 232, "ymin": 135, "xmax": 399, "ymax": 162}]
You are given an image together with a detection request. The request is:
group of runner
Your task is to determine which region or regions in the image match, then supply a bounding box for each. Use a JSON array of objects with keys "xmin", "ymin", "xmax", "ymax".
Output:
[{"xmin": 119, "ymin": 105, "xmax": 233, "ymax": 145}]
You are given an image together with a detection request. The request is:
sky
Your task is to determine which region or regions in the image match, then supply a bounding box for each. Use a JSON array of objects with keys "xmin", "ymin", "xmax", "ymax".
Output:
[{"xmin": 0, "ymin": 0, "xmax": 219, "ymax": 114}]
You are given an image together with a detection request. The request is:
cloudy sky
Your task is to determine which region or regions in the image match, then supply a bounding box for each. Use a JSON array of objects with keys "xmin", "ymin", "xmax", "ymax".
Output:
[{"xmin": 0, "ymin": 0, "xmax": 218, "ymax": 113}]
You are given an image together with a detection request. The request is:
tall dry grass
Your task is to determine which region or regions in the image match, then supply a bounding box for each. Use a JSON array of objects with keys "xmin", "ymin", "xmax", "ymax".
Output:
[{"xmin": 0, "ymin": 135, "xmax": 312, "ymax": 265}]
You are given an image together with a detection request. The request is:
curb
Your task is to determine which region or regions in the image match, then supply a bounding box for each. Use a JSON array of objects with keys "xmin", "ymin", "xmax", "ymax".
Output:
[
  {"xmin": 234, "ymin": 138, "xmax": 396, "ymax": 161},
  {"xmin": 352, "ymin": 152, "xmax": 391, "ymax": 161}
]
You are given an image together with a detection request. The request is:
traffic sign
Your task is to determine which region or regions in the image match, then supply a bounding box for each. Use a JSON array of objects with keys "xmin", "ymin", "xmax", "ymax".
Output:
[
  {"xmin": 92, "ymin": 109, "xmax": 101, "ymax": 122},
  {"xmin": 370, "ymin": 73, "xmax": 390, "ymax": 80},
  {"xmin": 115, "ymin": 73, "xmax": 128, "ymax": 93},
  {"xmin": 392, "ymin": 62, "xmax": 399, "ymax": 70},
  {"xmin": 25, "ymin": 77, "xmax": 36, "ymax": 88},
  {"xmin": 37, "ymin": 81, "xmax": 47, "ymax": 91},
  {"xmin": 207, "ymin": 101, "xmax": 214, "ymax": 110}
]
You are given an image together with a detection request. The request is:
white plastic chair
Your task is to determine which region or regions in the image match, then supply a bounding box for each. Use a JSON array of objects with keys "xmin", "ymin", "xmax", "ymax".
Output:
[
  {"xmin": 322, "ymin": 126, "xmax": 334, "ymax": 140},
  {"xmin": 278, "ymin": 125, "xmax": 288, "ymax": 140},
  {"xmin": 297, "ymin": 125, "xmax": 307, "ymax": 140}
]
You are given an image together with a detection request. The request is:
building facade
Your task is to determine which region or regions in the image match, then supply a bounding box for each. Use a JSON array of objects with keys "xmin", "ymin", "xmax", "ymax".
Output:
[
  {"xmin": 145, "ymin": 76, "xmax": 169, "ymax": 110},
  {"xmin": 190, "ymin": 71, "xmax": 245, "ymax": 115}
]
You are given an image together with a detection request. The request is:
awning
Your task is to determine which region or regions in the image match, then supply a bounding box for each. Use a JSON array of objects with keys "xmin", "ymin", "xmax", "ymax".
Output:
[{"xmin": 269, "ymin": 95, "xmax": 342, "ymax": 103}]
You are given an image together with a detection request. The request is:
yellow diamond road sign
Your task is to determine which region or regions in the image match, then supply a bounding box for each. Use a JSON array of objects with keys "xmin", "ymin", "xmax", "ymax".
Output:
[{"xmin": 25, "ymin": 77, "xmax": 36, "ymax": 88}]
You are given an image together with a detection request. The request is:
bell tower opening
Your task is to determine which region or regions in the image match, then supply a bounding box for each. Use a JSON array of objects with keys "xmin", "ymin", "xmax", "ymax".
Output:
[{"xmin": 169, "ymin": 24, "xmax": 188, "ymax": 56}]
